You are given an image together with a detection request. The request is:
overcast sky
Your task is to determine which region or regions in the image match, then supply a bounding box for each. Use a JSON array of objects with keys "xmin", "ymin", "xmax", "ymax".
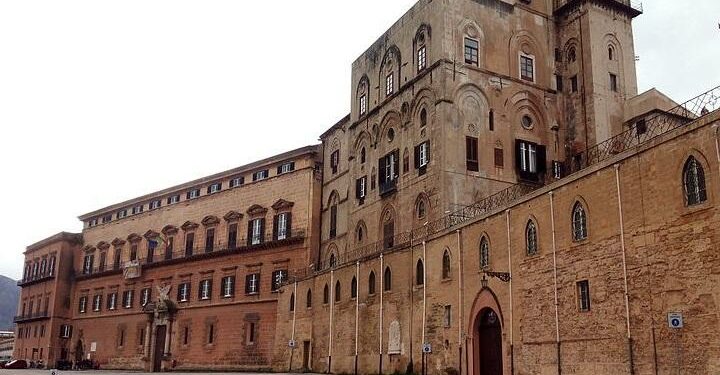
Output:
[{"xmin": 1, "ymin": 1, "xmax": 718, "ymax": 280}]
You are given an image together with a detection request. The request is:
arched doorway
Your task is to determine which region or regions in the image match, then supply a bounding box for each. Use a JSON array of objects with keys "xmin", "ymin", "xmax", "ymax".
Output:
[{"xmin": 476, "ymin": 308, "xmax": 502, "ymax": 375}]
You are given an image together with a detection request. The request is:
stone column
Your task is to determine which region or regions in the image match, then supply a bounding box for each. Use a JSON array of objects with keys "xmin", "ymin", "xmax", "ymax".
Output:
[{"xmin": 164, "ymin": 321, "xmax": 172, "ymax": 356}]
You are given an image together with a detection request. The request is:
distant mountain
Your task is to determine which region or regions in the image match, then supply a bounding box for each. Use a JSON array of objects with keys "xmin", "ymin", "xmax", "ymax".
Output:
[{"xmin": 0, "ymin": 275, "xmax": 19, "ymax": 331}]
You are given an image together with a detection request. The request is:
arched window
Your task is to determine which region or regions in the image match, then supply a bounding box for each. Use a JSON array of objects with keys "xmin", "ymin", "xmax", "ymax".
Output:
[
  {"xmin": 684, "ymin": 156, "xmax": 707, "ymax": 206},
  {"xmin": 480, "ymin": 237, "xmax": 490, "ymax": 269},
  {"xmin": 416, "ymin": 259, "xmax": 424, "ymax": 286},
  {"xmin": 329, "ymin": 253, "xmax": 337, "ymax": 268},
  {"xmin": 568, "ymin": 47, "xmax": 577, "ymax": 63},
  {"xmin": 442, "ymin": 250, "xmax": 451, "ymax": 279},
  {"xmin": 420, "ymin": 109, "xmax": 428, "ymax": 128},
  {"xmin": 526, "ymin": 220, "xmax": 538, "ymax": 255},
  {"xmin": 351, "ymin": 277, "xmax": 358, "ymax": 299},
  {"xmin": 360, "ymin": 147, "xmax": 366, "ymax": 164},
  {"xmin": 306, "ymin": 289, "xmax": 312, "ymax": 308},
  {"xmin": 383, "ymin": 267, "xmax": 392, "ymax": 292},
  {"xmin": 335, "ymin": 281, "xmax": 341, "ymax": 302},
  {"xmin": 417, "ymin": 200, "xmax": 426, "ymax": 219},
  {"xmin": 323, "ymin": 284, "xmax": 329, "ymax": 304},
  {"xmin": 608, "ymin": 46, "xmax": 614, "ymax": 61},
  {"xmin": 357, "ymin": 225, "xmax": 364, "ymax": 243},
  {"xmin": 572, "ymin": 202, "xmax": 588, "ymax": 241},
  {"xmin": 368, "ymin": 271, "xmax": 376, "ymax": 295},
  {"xmin": 289, "ymin": 293, "xmax": 295, "ymax": 312}
]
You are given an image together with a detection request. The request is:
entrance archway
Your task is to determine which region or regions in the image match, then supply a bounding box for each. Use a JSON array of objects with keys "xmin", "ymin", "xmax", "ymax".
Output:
[
  {"xmin": 476, "ymin": 308, "xmax": 502, "ymax": 375},
  {"xmin": 468, "ymin": 288, "xmax": 505, "ymax": 375}
]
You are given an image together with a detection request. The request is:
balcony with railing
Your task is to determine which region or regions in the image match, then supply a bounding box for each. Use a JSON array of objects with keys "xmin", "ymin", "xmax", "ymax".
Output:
[
  {"xmin": 74, "ymin": 228, "xmax": 307, "ymax": 280},
  {"xmin": 553, "ymin": 0, "xmax": 643, "ymax": 17},
  {"xmin": 379, "ymin": 179, "xmax": 397, "ymax": 197},
  {"xmin": 14, "ymin": 310, "xmax": 50, "ymax": 323},
  {"xmin": 17, "ymin": 272, "xmax": 55, "ymax": 287}
]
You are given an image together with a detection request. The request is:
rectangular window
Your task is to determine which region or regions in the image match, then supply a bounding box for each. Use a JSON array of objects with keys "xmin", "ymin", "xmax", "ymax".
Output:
[
  {"xmin": 83, "ymin": 254, "xmax": 94, "ymax": 275},
  {"xmin": 131, "ymin": 205, "xmax": 144, "ymax": 215},
  {"xmin": 385, "ymin": 73, "xmax": 394, "ymax": 97},
  {"xmin": 183, "ymin": 326, "xmax": 189, "ymax": 345},
  {"xmin": 221, "ymin": 276, "xmax": 235, "ymax": 298},
  {"xmin": 165, "ymin": 236, "xmax": 174, "ymax": 260},
  {"xmin": 102, "ymin": 214, "xmax": 112, "ymax": 224},
  {"xmin": 444, "ymin": 305, "xmax": 452, "ymax": 328},
  {"xmin": 92, "ymin": 295, "xmax": 102, "ymax": 312},
  {"xmin": 177, "ymin": 283, "xmax": 190, "ymax": 302},
  {"xmin": 577, "ymin": 280, "xmax": 591, "ymax": 312},
  {"xmin": 555, "ymin": 74, "xmax": 563, "ymax": 92},
  {"xmin": 414, "ymin": 141, "xmax": 430, "ymax": 174},
  {"xmin": 276, "ymin": 213, "xmax": 290, "ymax": 241},
  {"xmin": 187, "ymin": 189, "xmax": 201, "ymax": 199},
  {"xmin": 228, "ymin": 223, "xmax": 238, "ymax": 249},
  {"xmin": 60, "ymin": 325, "xmax": 72, "ymax": 339},
  {"xmin": 208, "ymin": 324, "xmax": 215, "ymax": 344},
  {"xmin": 123, "ymin": 290, "xmax": 134, "ymax": 309},
  {"xmin": 516, "ymin": 140, "xmax": 547, "ymax": 182},
  {"xmin": 185, "ymin": 233, "xmax": 195, "ymax": 257},
  {"xmin": 107, "ymin": 292, "xmax": 117, "ymax": 310},
  {"xmin": 249, "ymin": 218, "xmax": 264, "ymax": 245},
  {"xmin": 199, "ymin": 279, "xmax": 212, "ymax": 300},
  {"xmin": 247, "ymin": 322, "xmax": 257, "ymax": 344},
  {"xmin": 359, "ymin": 94, "xmax": 367, "ymax": 116},
  {"xmin": 207, "ymin": 182, "xmax": 222, "ymax": 194},
  {"xmin": 571, "ymin": 75, "xmax": 578, "ymax": 93},
  {"xmin": 635, "ymin": 119, "xmax": 647, "ymax": 135},
  {"xmin": 205, "ymin": 228, "xmax": 215, "ymax": 253},
  {"xmin": 330, "ymin": 150, "xmax": 339, "ymax": 174},
  {"xmin": 271, "ymin": 270, "xmax": 287, "ymax": 292},
  {"xmin": 252, "ymin": 170, "xmax": 269, "ymax": 181},
  {"xmin": 78, "ymin": 296, "xmax": 87, "ymax": 313},
  {"xmin": 417, "ymin": 46, "xmax": 427, "ymax": 72},
  {"xmin": 464, "ymin": 38, "xmax": 479, "ymax": 65},
  {"xmin": 150, "ymin": 200, "xmax": 161, "ymax": 210},
  {"xmin": 355, "ymin": 176, "xmax": 367, "ymax": 202},
  {"xmin": 609, "ymin": 73, "xmax": 618, "ymax": 92},
  {"xmin": 552, "ymin": 160, "xmax": 563, "ymax": 179},
  {"xmin": 89, "ymin": 218, "xmax": 98, "ymax": 227},
  {"xmin": 278, "ymin": 162, "xmax": 295, "ymax": 174},
  {"xmin": 229, "ymin": 176, "xmax": 245, "ymax": 188},
  {"xmin": 130, "ymin": 244, "xmax": 138, "ymax": 261},
  {"xmin": 379, "ymin": 149, "xmax": 400, "ymax": 195},
  {"xmin": 466, "ymin": 136, "xmax": 479, "ymax": 172},
  {"xmin": 141, "ymin": 288, "xmax": 151, "ymax": 306},
  {"xmin": 520, "ymin": 54, "xmax": 535, "ymax": 82},
  {"xmin": 494, "ymin": 148, "xmax": 504, "ymax": 168},
  {"xmin": 245, "ymin": 273, "xmax": 260, "ymax": 295},
  {"xmin": 167, "ymin": 195, "xmax": 180, "ymax": 205}
]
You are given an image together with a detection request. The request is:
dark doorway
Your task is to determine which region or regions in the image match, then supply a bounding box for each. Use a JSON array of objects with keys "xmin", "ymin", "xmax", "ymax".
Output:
[
  {"xmin": 478, "ymin": 309, "xmax": 502, "ymax": 375},
  {"xmin": 302, "ymin": 340, "xmax": 311, "ymax": 371},
  {"xmin": 153, "ymin": 326, "xmax": 166, "ymax": 372},
  {"xmin": 74, "ymin": 340, "xmax": 84, "ymax": 363}
]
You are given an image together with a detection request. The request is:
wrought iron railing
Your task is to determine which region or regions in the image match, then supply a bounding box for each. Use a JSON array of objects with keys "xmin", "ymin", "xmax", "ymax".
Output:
[
  {"xmin": 17, "ymin": 273, "xmax": 55, "ymax": 286},
  {"xmin": 75, "ymin": 229, "xmax": 306, "ymax": 279},
  {"xmin": 14, "ymin": 311, "xmax": 50, "ymax": 323}
]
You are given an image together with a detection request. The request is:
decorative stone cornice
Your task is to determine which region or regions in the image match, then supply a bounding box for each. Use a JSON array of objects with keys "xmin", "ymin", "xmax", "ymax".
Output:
[
  {"xmin": 223, "ymin": 211, "xmax": 243, "ymax": 222},
  {"xmin": 271, "ymin": 199, "xmax": 295, "ymax": 211},
  {"xmin": 161, "ymin": 225, "xmax": 179, "ymax": 235},
  {"xmin": 111, "ymin": 238, "xmax": 126, "ymax": 247},
  {"xmin": 247, "ymin": 204, "xmax": 268, "ymax": 216},
  {"xmin": 127, "ymin": 233, "xmax": 143, "ymax": 243},
  {"xmin": 181, "ymin": 221, "xmax": 199, "ymax": 231},
  {"xmin": 97, "ymin": 241, "xmax": 111, "ymax": 250},
  {"xmin": 144, "ymin": 230, "xmax": 160, "ymax": 240},
  {"xmin": 202, "ymin": 215, "xmax": 221, "ymax": 227}
]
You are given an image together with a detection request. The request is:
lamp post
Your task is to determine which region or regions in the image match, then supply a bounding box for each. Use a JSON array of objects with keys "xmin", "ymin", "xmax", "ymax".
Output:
[{"xmin": 481, "ymin": 270, "xmax": 511, "ymax": 288}]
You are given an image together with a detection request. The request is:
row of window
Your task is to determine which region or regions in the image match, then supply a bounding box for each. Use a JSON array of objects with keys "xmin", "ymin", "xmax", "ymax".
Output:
[
  {"xmin": 78, "ymin": 271, "xmax": 288, "ymax": 313},
  {"xmin": 22, "ymin": 255, "xmax": 56, "ymax": 282},
  {"xmin": 86, "ymin": 162, "xmax": 296, "ymax": 228}
]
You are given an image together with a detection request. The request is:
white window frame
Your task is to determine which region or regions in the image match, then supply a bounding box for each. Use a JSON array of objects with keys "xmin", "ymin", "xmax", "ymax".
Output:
[
  {"xmin": 248, "ymin": 274, "xmax": 259, "ymax": 294},
  {"xmin": 117, "ymin": 210, "xmax": 127, "ymax": 219},
  {"xmin": 141, "ymin": 289, "xmax": 151, "ymax": 306},
  {"xmin": 200, "ymin": 280, "xmax": 211, "ymax": 300},
  {"xmin": 61, "ymin": 325, "xmax": 72, "ymax": 338},
  {"xmin": 385, "ymin": 73, "xmax": 394, "ymax": 97},
  {"xmin": 359, "ymin": 94, "xmax": 367, "ymax": 115},
  {"xmin": 277, "ymin": 213, "xmax": 288, "ymax": 241},
  {"xmin": 519, "ymin": 142, "xmax": 538, "ymax": 173},
  {"xmin": 418, "ymin": 45, "xmax": 427, "ymax": 72},
  {"xmin": 123, "ymin": 291, "xmax": 133, "ymax": 309},
  {"xmin": 168, "ymin": 195, "xmax": 180, "ymax": 204},
  {"xmin": 519, "ymin": 52, "xmax": 536, "ymax": 83},
  {"xmin": 93, "ymin": 295, "xmax": 101, "ymax": 312},
  {"xmin": 251, "ymin": 219, "xmax": 263, "ymax": 245},
  {"xmin": 179, "ymin": 283, "xmax": 189, "ymax": 302},
  {"xmin": 230, "ymin": 177, "xmax": 243, "ymax": 188},
  {"xmin": 280, "ymin": 163, "xmax": 293, "ymax": 174},
  {"xmin": 419, "ymin": 142, "xmax": 429, "ymax": 167},
  {"xmin": 79, "ymin": 297, "xmax": 87, "ymax": 313},
  {"xmin": 222, "ymin": 276, "xmax": 234, "ymax": 298},
  {"xmin": 359, "ymin": 177, "xmax": 367, "ymax": 198},
  {"xmin": 132, "ymin": 205, "xmax": 143, "ymax": 215},
  {"xmin": 109, "ymin": 293, "xmax": 117, "ymax": 310},
  {"xmin": 189, "ymin": 189, "xmax": 200, "ymax": 199},
  {"xmin": 209, "ymin": 183, "xmax": 221, "ymax": 194}
]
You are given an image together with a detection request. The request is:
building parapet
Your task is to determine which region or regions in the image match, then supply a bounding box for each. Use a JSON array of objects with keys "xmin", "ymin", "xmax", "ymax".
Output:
[
  {"xmin": 554, "ymin": 0, "xmax": 643, "ymax": 17},
  {"xmin": 13, "ymin": 311, "xmax": 50, "ymax": 323}
]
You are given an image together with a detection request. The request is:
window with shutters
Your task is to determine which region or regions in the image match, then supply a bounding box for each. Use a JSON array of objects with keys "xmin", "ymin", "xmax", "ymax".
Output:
[
  {"xmin": 332, "ymin": 150, "xmax": 341, "ymax": 173},
  {"xmin": 684, "ymin": 156, "xmax": 708, "ymax": 206},
  {"xmin": 466, "ymin": 137, "xmax": 479, "ymax": 172},
  {"xmin": 167, "ymin": 195, "xmax": 180, "ymax": 205},
  {"xmin": 107, "ymin": 292, "xmax": 117, "ymax": 310},
  {"xmin": 187, "ymin": 189, "xmax": 201, "ymax": 199},
  {"xmin": 131, "ymin": 205, "xmax": 144, "ymax": 215},
  {"xmin": 221, "ymin": 276, "xmax": 235, "ymax": 298},
  {"xmin": 577, "ymin": 280, "xmax": 591, "ymax": 312},
  {"xmin": 205, "ymin": 228, "xmax": 215, "ymax": 253},
  {"xmin": 248, "ymin": 218, "xmax": 265, "ymax": 246},
  {"xmin": 228, "ymin": 224, "xmax": 238, "ymax": 249},
  {"xmin": 356, "ymin": 176, "xmax": 367, "ymax": 204},
  {"xmin": 271, "ymin": 270, "xmax": 287, "ymax": 292},
  {"xmin": 379, "ymin": 149, "xmax": 400, "ymax": 196},
  {"xmin": 123, "ymin": 290, "xmax": 134, "ymax": 309},
  {"xmin": 278, "ymin": 162, "xmax": 295, "ymax": 174},
  {"xmin": 199, "ymin": 279, "xmax": 212, "ymax": 300},
  {"xmin": 78, "ymin": 296, "xmax": 87, "ymax": 313},
  {"xmin": 149, "ymin": 200, "xmax": 161, "ymax": 210},
  {"xmin": 117, "ymin": 209, "xmax": 128, "ymax": 219},
  {"xmin": 274, "ymin": 212, "xmax": 291, "ymax": 241},
  {"xmin": 253, "ymin": 170, "xmax": 269, "ymax": 181},
  {"xmin": 520, "ymin": 53, "xmax": 535, "ymax": 82},
  {"xmin": 102, "ymin": 214, "xmax": 112, "ymax": 223},
  {"xmin": 207, "ymin": 182, "xmax": 222, "ymax": 194},
  {"xmin": 177, "ymin": 283, "xmax": 190, "ymax": 303},
  {"xmin": 245, "ymin": 273, "xmax": 260, "ymax": 295},
  {"xmin": 414, "ymin": 141, "xmax": 430, "ymax": 175},
  {"xmin": 185, "ymin": 233, "xmax": 195, "ymax": 257},
  {"xmin": 141, "ymin": 288, "xmax": 151, "ymax": 306},
  {"xmin": 230, "ymin": 176, "xmax": 244, "ymax": 188},
  {"xmin": 516, "ymin": 140, "xmax": 546, "ymax": 182},
  {"xmin": 464, "ymin": 38, "xmax": 479, "ymax": 65}
]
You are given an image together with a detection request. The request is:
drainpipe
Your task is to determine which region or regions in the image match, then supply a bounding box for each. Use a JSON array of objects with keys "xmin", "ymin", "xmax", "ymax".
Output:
[
  {"xmin": 290, "ymin": 281, "xmax": 298, "ymax": 372},
  {"xmin": 713, "ymin": 125, "xmax": 720, "ymax": 178},
  {"xmin": 328, "ymin": 270, "xmax": 334, "ymax": 374},
  {"xmin": 456, "ymin": 229, "xmax": 464, "ymax": 375},
  {"xmin": 614, "ymin": 164, "xmax": 635, "ymax": 375},
  {"xmin": 549, "ymin": 192, "xmax": 562, "ymax": 375},
  {"xmin": 506, "ymin": 209, "xmax": 514, "ymax": 375},
  {"xmin": 379, "ymin": 254, "xmax": 384, "ymax": 375},
  {"xmin": 421, "ymin": 241, "xmax": 427, "ymax": 375},
  {"xmin": 355, "ymin": 261, "xmax": 360, "ymax": 375}
]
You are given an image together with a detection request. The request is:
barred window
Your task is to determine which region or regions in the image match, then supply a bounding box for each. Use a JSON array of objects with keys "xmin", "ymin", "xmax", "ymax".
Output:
[
  {"xmin": 684, "ymin": 156, "xmax": 707, "ymax": 206},
  {"xmin": 464, "ymin": 38, "xmax": 479, "ymax": 65}
]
